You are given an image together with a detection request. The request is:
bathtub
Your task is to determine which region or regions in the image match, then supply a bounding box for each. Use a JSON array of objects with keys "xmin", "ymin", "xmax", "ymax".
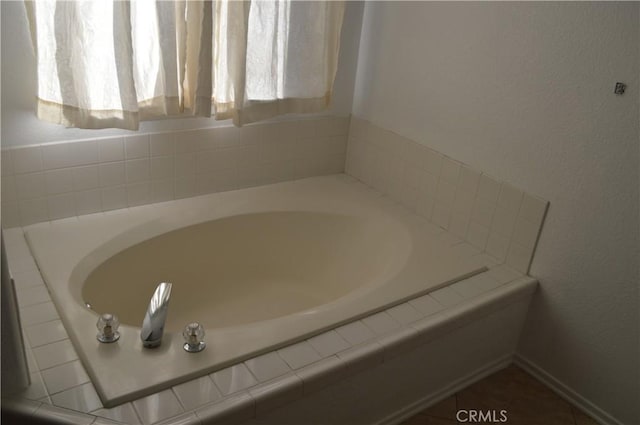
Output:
[{"xmin": 24, "ymin": 174, "xmax": 489, "ymax": 406}]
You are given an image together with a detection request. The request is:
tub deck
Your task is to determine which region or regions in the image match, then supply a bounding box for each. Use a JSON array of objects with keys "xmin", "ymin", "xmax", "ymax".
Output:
[
  {"xmin": 22, "ymin": 175, "xmax": 493, "ymax": 406},
  {"xmin": 3, "ymin": 174, "xmax": 538, "ymax": 425}
]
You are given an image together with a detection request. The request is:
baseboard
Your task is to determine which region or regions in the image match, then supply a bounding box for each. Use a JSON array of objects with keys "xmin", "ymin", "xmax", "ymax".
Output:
[
  {"xmin": 514, "ymin": 354, "xmax": 623, "ymax": 425},
  {"xmin": 376, "ymin": 353, "xmax": 515, "ymax": 425}
]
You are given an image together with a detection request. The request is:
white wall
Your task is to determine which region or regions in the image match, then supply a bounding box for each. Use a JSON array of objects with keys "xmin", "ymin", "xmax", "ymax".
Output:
[
  {"xmin": 353, "ymin": 2, "xmax": 638, "ymax": 424},
  {"xmin": 0, "ymin": 1, "xmax": 364, "ymax": 148}
]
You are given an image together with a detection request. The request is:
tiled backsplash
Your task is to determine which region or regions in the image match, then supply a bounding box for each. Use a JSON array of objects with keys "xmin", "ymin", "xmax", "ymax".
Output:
[
  {"xmin": 345, "ymin": 117, "xmax": 549, "ymax": 274},
  {"xmin": 1, "ymin": 114, "xmax": 547, "ymax": 275},
  {"xmin": 1, "ymin": 117, "xmax": 349, "ymax": 228}
]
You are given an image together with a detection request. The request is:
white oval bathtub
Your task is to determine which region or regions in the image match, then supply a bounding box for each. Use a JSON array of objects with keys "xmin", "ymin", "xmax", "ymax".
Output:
[
  {"xmin": 83, "ymin": 211, "xmax": 410, "ymax": 332},
  {"xmin": 24, "ymin": 175, "xmax": 486, "ymax": 406}
]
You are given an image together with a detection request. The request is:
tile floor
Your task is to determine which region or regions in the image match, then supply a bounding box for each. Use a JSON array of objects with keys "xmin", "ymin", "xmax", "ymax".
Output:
[{"xmin": 400, "ymin": 365, "xmax": 598, "ymax": 425}]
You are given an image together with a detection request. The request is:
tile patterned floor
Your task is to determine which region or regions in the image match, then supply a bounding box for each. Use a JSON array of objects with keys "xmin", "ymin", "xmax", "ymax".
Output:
[{"xmin": 400, "ymin": 365, "xmax": 599, "ymax": 425}]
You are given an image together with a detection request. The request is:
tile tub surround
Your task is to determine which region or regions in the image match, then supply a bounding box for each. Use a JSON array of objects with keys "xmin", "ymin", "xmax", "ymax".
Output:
[
  {"xmin": 0, "ymin": 116, "xmax": 349, "ymax": 228},
  {"xmin": 3, "ymin": 224, "xmax": 536, "ymax": 425},
  {"xmin": 22, "ymin": 175, "xmax": 490, "ymax": 406},
  {"xmin": 345, "ymin": 116, "xmax": 549, "ymax": 275}
]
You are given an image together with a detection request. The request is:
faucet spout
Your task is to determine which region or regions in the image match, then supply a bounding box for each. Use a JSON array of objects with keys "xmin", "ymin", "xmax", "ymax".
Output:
[{"xmin": 140, "ymin": 282, "xmax": 172, "ymax": 348}]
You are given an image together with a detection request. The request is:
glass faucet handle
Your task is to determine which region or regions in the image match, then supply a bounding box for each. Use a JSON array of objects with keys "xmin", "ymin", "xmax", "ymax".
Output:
[
  {"xmin": 97, "ymin": 313, "xmax": 120, "ymax": 343},
  {"xmin": 183, "ymin": 322, "xmax": 206, "ymax": 353}
]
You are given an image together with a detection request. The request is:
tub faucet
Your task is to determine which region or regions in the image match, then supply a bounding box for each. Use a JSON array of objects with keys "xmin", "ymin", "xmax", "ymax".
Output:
[{"xmin": 140, "ymin": 282, "xmax": 172, "ymax": 348}]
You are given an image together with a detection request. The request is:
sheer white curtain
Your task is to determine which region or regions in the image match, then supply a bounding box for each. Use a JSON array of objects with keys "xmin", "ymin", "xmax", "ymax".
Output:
[{"xmin": 26, "ymin": 0, "xmax": 345, "ymax": 130}]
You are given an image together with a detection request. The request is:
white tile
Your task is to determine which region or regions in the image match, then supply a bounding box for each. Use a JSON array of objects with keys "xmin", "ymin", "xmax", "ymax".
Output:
[
  {"xmin": 16, "ymin": 285, "xmax": 51, "ymax": 307},
  {"xmin": 2, "ymin": 149, "xmax": 14, "ymax": 175},
  {"xmin": 477, "ymin": 174, "xmax": 501, "ymax": 203},
  {"xmin": 6, "ymin": 397, "xmax": 42, "ymax": 415},
  {"xmin": 2, "ymin": 202, "xmax": 20, "ymax": 228},
  {"xmin": 423, "ymin": 148, "xmax": 442, "ymax": 176},
  {"xmin": 50, "ymin": 382, "xmax": 102, "ymax": 413},
  {"xmin": 12, "ymin": 269, "xmax": 45, "ymax": 289},
  {"xmin": 245, "ymin": 351, "xmax": 291, "ymax": 382},
  {"xmin": 47, "ymin": 193, "xmax": 76, "ymax": 220},
  {"xmin": 409, "ymin": 294, "xmax": 445, "ymax": 316},
  {"xmin": 174, "ymin": 132, "xmax": 201, "ymax": 154},
  {"xmin": 362, "ymin": 311, "xmax": 401, "ymax": 335},
  {"xmin": 211, "ymin": 363, "xmax": 258, "ymax": 396},
  {"xmin": 432, "ymin": 203, "xmax": 452, "ymax": 229},
  {"xmin": 472, "ymin": 273, "xmax": 503, "ymax": 292},
  {"xmin": 175, "ymin": 153, "xmax": 196, "ymax": 177},
  {"xmin": 99, "ymin": 162, "xmax": 126, "ymax": 187},
  {"xmin": 497, "ymin": 182, "xmax": 523, "ymax": 212},
  {"xmin": 195, "ymin": 391, "xmax": 254, "ymax": 425},
  {"xmin": 34, "ymin": 403, "xmax": 96, "ymax": 425},
  {"xmin": 453, "ymin": 189, "xmax": 476, "ymax": 214},
  {"xmin": 459, "ymin": 166, "xmax": 481, "ymax": 194},
  {"xmin": 41, "ymin": 143, "xmax": 73, "ymax": 170},
  {"xmin": 336, "ymin": 342, "xmax": 384, "ymax": 376},
  {"xmin": 487, "ymin": 264, "xmax": 522, "ymax": 284},
  {"xmin": 19, "ymin": 198, "xmax": 48, "ymax": 226},
  {"xmin": 316, "ymin": 117, "xmax": 349, "ymax": 137},
  {"xmin": 126, "ymin": 182, "xmax": 151, "ymax": 207},
  {"xmin": 175, "ymin": 176, "xmax": 197, "ymax": 199},
  {"xmin": 26, "ymin": 320, "xmax": 69, "ymax": 348},
  {"xmin": 449, "ymin": 212, "xmax": 470, "ymax": 239},
  {"xmin": 34, "ymin": 403, "xmax": 94, "ymax": 425},
  {"xmin": 2, "ymin": 174, "xmax": 17, "ymax": 201},
  {"xmin": 491, "ymin": 206, "xmax": 519, "ymax": 238},
  {"xmin": 98, "ymin": 138, "xmax": 125, "ymax": 162},
  {"xmin": 386, "ymin": 303, "xmax": 422, "ymax": 325},
  {"xmin": 295, "ymin": 355, "xmax": 346, "ymax": 395},
  {"xmin": 16, "ymin": 172, "xmax": 45, "ymax": 199},
  {"xmin": 435, "ymin": 229, "xmax": 462, "ymax": 246},
  {"xmin": 125, "ymin": 135, "xmax": 150, "ymax": 159},
  {"xmin": 13, "ymin": 146, "xmax": 43, "ymax": 173},
  {"xmin": 429, "ymin": 286, "xmax": 465, "ymax": 307},
  {"xmin": 41, "ymin": 360, "xmax": 89, "ymax": 394},
  {"xmin": 20, "ymin": 301, "xmax": 59, "ymax": 327},
  {"xmin": 506, "ymin": 241, "xmax": 532, "ymax": 274},
  {"xmin": 486, "ymin": 232, "xmax": 510, "ymax": 262},
  {"xmin": 378, "ymin": 327, "xmax": 421, "ymax": 361},
  {"xmin": 151, "ymin": 156, "xmax": 174, "ymax": 180},
  {"xmin": 92, "ymin": 402, "xmax": 141, "ymax": 425},
  {"xmin": 440, "ymin": 157, "xmax": 461, "ymax": 184},
  {"xmin": 512, "ymin": 216, "xmax": 541, "ymax": 250},
  {"xmin": 172, "ymin": 376, "xmax": 222, "ymax": 411},
  {"xmin": 467, "ymin": 222, "xmax": 490, "ymax": 250},
  {"xmin": 335, "ymin": 321, "xmax": 376, "ymax": 346},
  {"xmin": 472, "ymin": 198, "xmax": 496, "ymax": 227},
  {"xmin": 277, "ymin": 341, "xmax": 322, "ymax": 370},
  {"xmin": 68, "ymin": 140, "xmax": 98, "ymax": 166},
  {"xmin": 72, "ymin": 166, "xmax": 100, "ymax": 191},
  {"xmin": 75, "ymin": 190, "xmax": 102, "ymax": 215},
  {"xmin": 150, "ymin": 133, "xmax": 175, "ymax": 156},
  {"xmin": 101, "ymin": 186, "xmax": 127, "ymax": 211},
  {"xmin": 132, "ymin": 389, "xmax": 184, "ymax": 425},
  {"xmin": 26, "ymin": 346, "xmax": 38, "ymax": 371},
  {"xmin": 151, "ymin": 179, "xmax": 174, "ymax": 203},
  {"xmin": 435, "ymin": 179, "xmax": 457, "ymax": 207},
  {"xmin": 33, "ymin": 339, "xmax": 78, "ymax": 370},
  {"xmin": 249, "ymin": 373, "xmax": 303, "ymax": 417},
  {"xmin": 125, "ymin": 159, "xmax": 150, "ymax": 183},
  {"xmin": 19, "ymin": 372, "xmax": 47, "ymax": 400},
  {"xmin": 153, "ymin": 412, "xmax": 200, "ymax": 425},
  {"xmin": 450, "ymin": 278, "xmax": 485, "ymax": 298},
  {"xmin": 307, "ymin": 330, "xmax": 350, "ymax": 358},
  {"xmin": 519, "ymin": 193, "xmax": 548, "ymax": 225}
]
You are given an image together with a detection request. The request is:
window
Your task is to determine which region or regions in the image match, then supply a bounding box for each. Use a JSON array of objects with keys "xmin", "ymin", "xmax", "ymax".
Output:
[{"xmin": 26, "ymin": 0, "xmax": 345, "ymax": 129}]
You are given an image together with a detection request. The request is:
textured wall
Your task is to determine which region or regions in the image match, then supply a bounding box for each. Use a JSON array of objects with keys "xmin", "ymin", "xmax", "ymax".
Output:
[
  {"xmin": 0, "ymin": 2, "xmax": 364, "ymax": 147},
  {"xmin": 352, "ymin": 2, "xmax": 639, "ymax": 424}
]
